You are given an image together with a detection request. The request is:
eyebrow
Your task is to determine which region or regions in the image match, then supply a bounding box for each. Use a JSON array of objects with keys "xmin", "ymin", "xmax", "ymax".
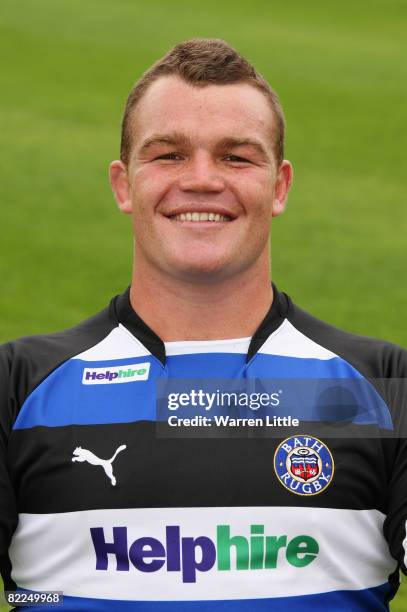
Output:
[
  {"xmin": 138, "ymin": 133, "xmax": 270, "ymax": 161},
  {"xmin": 138, "ymin": 132, "xmax": 190, "ymax": 155}
]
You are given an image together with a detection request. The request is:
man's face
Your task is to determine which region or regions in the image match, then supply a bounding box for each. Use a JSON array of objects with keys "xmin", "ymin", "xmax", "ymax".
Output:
[{"xmin": 110, "ymin": 76, "xmax": 292, "ymax": 283}]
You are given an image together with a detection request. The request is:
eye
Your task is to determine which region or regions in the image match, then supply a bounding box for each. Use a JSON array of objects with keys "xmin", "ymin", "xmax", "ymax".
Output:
[
  {"xmin": 154, "ymin": 152, "xmax": 184, "ymax": 161},
  {"xmin": 223, "ymin": 155, "xmax": 251, "ymax": 163}
]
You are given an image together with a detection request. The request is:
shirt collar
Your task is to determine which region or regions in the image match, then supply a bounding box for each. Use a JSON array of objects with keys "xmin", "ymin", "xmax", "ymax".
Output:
[{"xmin": 111, "ymin": 284, "xmax": 290, "ymax": 365}]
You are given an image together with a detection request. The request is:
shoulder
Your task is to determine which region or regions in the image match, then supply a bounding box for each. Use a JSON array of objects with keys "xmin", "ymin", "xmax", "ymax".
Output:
[
  {"xmin": 0, "ymin": 303, "xmax": 117, "ymax": 425},
  {"xmin": 284, "ymin": 295, "xmax": 407, "ymax": 380}
]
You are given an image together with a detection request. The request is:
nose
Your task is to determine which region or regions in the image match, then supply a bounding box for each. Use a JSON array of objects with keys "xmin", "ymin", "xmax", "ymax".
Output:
[{"xmin": 178, "ymin": 151, "xmax": 225, "ymax": 193}]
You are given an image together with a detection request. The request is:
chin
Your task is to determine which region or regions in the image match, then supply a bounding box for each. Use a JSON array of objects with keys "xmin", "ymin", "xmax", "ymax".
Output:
[{"xmin": 168, "ymin": 257, "xmax": 234, "ymax": 283}]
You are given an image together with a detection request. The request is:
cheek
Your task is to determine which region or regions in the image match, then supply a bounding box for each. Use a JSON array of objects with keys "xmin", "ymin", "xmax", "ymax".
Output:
[
  {"xmin": 130, "ymin": 173, "xmax": 162, "ymax": 216},
  {"xmin": 233, "ymin": 171, "xmax": 274, "ymax": 211},
  {"xmin": 132, "ymin": 168, "xmax": 175, "ymax": 216},
  {"xmin": 244, "ymin": 188, "xmax": 274, "ymax": 221}
]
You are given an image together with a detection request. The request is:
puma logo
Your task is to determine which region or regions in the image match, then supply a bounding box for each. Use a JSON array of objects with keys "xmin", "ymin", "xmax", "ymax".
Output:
[{"xmin": 72, "ymin": 444, "xmax": 127, "ymax": 486}]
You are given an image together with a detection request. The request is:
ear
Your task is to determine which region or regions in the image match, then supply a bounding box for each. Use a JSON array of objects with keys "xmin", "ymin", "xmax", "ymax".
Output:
[
  {"xmin": 272, "ymin": 160, "xmax": 293, "ymax": 217},
  {"xmin": 109, "ymin": 160, "xmax": 133, "ymax": 215}
]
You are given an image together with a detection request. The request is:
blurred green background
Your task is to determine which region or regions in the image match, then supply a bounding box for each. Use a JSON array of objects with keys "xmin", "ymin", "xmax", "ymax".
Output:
[{"xmin": 0, "ymin": 0, "xmax": 406, "ymax": 609}]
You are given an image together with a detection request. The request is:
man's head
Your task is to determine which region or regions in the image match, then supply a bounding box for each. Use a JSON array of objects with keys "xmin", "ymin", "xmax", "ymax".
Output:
[
  {"xmin": 110, "ymin": 39, "xmax": 293, "ymax": 285},
  {"xmin": 120, "ymin": 38, "xmax": 285, "ymax": 169}
]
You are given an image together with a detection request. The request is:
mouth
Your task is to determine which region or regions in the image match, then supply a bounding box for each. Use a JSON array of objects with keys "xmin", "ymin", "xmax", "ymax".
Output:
[{"xmin": 168, "ymin": 211, "xmax": 233, "ymax": 223}]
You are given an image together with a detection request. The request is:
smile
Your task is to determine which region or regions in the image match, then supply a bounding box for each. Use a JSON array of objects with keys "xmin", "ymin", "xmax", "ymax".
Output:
[{"xmin": 171, "ymin": 212, "xmax": 232, "ymax": 222}]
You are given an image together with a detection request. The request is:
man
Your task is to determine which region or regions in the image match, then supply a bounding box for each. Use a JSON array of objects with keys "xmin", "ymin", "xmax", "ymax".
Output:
[{"xmin": 0, "ymin": 38, "xmax": 406, "ymax": 611}]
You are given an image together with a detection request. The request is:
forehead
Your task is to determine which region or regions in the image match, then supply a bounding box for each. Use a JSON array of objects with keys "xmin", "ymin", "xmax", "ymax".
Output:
[{"xmin": 131, "ymin": 75, "xmax": 275, "ymax": 149}]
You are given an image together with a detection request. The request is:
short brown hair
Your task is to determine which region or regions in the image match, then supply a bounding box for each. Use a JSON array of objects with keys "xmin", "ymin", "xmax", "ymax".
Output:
[{"xmin": 120, "ymin": 38, "xmax": 285, "ymax": 166}]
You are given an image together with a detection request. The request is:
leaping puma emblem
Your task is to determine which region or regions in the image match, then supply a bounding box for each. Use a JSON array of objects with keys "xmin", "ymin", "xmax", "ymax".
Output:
[{"xmin": 72, "ymin": 444, "xmax": 127, "ymax": 486}]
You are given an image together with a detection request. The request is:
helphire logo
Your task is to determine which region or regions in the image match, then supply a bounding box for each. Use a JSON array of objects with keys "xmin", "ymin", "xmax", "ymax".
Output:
[
  {"xmin": 90, "ymin": 523, "xmax": 319, "ymax": 583},
  {"xmin": 82, "ymin": 362, "xmax": 150, "ymax": 385}
]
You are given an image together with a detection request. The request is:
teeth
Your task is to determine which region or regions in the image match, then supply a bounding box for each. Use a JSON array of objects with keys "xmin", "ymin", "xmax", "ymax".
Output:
[{"xmin": 172, "ymin": 212, "xmax": 231, "ymax": 222}]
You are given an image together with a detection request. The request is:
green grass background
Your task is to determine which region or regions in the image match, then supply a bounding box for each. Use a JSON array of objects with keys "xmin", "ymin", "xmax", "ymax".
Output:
[{"xmin": 0, "ymin": 0, "xmax": 406, "ymax": 609}]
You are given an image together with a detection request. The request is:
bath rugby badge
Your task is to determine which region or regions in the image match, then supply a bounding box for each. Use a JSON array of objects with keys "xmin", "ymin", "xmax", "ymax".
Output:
[{"xmin": 274, "ymin": 435, "xmax": 334, "ymax": 496}]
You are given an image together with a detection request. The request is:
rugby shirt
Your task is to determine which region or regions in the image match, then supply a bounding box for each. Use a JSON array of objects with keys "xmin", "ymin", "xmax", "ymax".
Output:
[{"xmin": 1, "ymin": 285, "xmax": 407, "ymax": 610}]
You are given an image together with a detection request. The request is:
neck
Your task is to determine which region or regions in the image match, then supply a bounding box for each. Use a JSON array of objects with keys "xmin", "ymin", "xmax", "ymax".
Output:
[{"xmin": 129, "ymin": 256, "xmax": 274, "ymax": 342}]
